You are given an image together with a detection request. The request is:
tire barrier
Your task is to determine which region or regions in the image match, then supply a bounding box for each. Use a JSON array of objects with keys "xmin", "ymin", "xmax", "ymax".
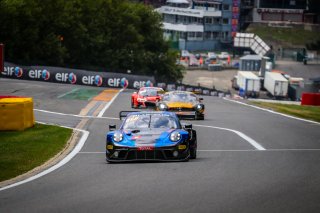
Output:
[
  {"xmin": 1, "ymin": 62, "xmax": 155, "ymax": 89},
  {"xmin": 301, "ymin": 93, "xmax": 320, "ymax": 106},
  {"xmin": 0, "ymin": 96, "xmax": 35, "ymax": 131}
]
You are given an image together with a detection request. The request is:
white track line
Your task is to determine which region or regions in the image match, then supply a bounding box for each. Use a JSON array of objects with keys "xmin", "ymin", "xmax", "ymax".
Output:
[
  {"xmin": 57, "ymin": 88, "xmax": 79, "ymax": 98},
  {"xmin": 0, "ymin": 123, "xmax": 89, "ymax": 191},
  {"xmin": 193, "ymin": 124, "xmax": 266, "ymax": 151},
  {"xmin": 224, "ymin": 98, "xmax": 320, "ymax": 125},
  {"xmin": 34, "ymin": 109, "xmax": 118, "ymax": 120},
  {"xmin": 98, "ymin": 88, "xmax": 124, "ymax": 117}
]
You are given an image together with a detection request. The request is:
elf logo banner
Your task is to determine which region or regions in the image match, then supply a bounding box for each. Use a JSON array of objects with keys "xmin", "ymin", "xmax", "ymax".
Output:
[
  {"xmin": 133, "ymin": 80, "xmax": 153, "ymax": 89},
  {"xmin": 41, "ymin": 69, "xmax": 50, "ymax": 81},
  {"xmin": 68, "ymin": 73, "xmax": 77, "ymax": 84},
  {"xmin": 15, "ymin": 67, "xmax": 24, "ymax": 77},
  {"xmin": 107, "ymin": 77, "xmax": 128, "ymax": 88},
  {"xmin": 55, "ymin": 73, "xmax": 70, "ymax": 82},
  {"xmin": 1, "ymin": 66, "xmax": 23, "ymax": 77},
  {"xmin": 29, "ymin": 69, "xmax": 50, "ymax": 80},
  {"xmin": 82, "ymin": 75, "xmax": 103, "ymax": 86}
]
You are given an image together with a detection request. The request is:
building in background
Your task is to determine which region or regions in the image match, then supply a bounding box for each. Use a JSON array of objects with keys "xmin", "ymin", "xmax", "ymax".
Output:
[
  {"xmin": 156, "ymin": 0, "xmax": 240, "ymax": 51},
  {"xmin": 252, "ymin": 0, "xmax": 308, "ymax": 23}
]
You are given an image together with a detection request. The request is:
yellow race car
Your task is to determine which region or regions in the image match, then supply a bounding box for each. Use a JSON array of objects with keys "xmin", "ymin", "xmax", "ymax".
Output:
[{"xmin": 156, "ymin": 91, "xmax": 204, "ymax": 120}]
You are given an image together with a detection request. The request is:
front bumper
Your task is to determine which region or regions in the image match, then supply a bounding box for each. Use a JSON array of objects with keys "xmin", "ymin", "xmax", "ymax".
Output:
[
  {"xmin": 106, "ymin": 146, "xmax": 190, "ymax": 162},
  {"xmin": 138, "ymin": 101, "xmax": 157, "ymax": 108},
  {"xmin": 167, "ymin": 110, "xmax": 204, "ymax": 120}
]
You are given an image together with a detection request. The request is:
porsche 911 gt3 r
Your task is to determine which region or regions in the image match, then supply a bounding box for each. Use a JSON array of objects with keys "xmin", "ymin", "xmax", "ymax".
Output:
[
  {"xmin": 106, "ymin": 111, "xmax": 197, "ymax": 162},
  {"xmin": 156, "ymin": 91, "xmax": 205, "ymax": 120}
]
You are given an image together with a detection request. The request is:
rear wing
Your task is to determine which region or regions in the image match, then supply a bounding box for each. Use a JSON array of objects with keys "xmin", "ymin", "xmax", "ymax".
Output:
[{"xmin": 119, "ymin": 111, "xmax": 140, "ymax": 120}]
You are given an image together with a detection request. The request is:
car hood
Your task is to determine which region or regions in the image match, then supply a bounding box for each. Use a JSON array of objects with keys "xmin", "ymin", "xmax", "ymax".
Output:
[
  {"xmin": 113, "ymin": 128, "xmax": 188, "ymax": 148},
  {"xmin": 165, "ymin": 102, "xmax": 194, "ymax": 108}
]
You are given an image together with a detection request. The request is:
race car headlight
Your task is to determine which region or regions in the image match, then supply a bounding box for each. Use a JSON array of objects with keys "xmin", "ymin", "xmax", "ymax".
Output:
[
  {"xmin": 170, "ymin": 131, "xmax": 181, "ymax": 142},
  {"xmin": 195, "ymin": 104, "xmax": 203, "ymax": 111},
  {"xmin": 159, "ymin": 103, "xmax": 168, "ymax": 111},
  {"xmin": 113, "ymin": 132, "xmax": 123, "ymax": 142}
]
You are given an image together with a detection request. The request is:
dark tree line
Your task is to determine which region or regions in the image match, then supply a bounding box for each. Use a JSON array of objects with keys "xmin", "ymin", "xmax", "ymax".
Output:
[{"xmin": 0, "ymin": 0, "xmax": 183, "ymax": 82}]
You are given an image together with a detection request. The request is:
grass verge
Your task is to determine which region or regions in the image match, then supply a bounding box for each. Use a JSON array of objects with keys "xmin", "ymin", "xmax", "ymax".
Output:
[
  {"xmin": 251, "ymin": 102, "xmax": 320, "ymax": 123},
  {"xmin": 0, "ymin": 123, "xmax": 72, "ymax": 182},
  {"xmin": 246, "ymin": 25, "xmax": 319, "ymax": 47}
]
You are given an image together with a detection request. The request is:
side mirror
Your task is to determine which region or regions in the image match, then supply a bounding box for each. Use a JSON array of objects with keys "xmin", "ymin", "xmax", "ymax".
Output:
[
  {"xmin": 109, "ymin": 125, "xmax": 116, "ymax": 131},
  {"xmin": 184, "ymin": 124, "xmax": 192, "ymax": 130}
]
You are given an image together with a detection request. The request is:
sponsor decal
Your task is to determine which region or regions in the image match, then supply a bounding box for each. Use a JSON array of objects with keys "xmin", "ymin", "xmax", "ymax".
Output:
[
  {"xmin": 82, "ymin": 75, "xmax": 102, "ymax": 86},
  {"xmin": 107, "ymin": 78, "xmax": 121, "ymax": 87},
  {"xmin": 137, "ymin": 146, "xmax": 154, "ymax": 151},
  {"xmin": 133, "ymin": 80, "xmax": 153, "ymax": 89},
  {"xmin": 95, "ymin": 75, "xmax": 103, "ymax": 86},
  {"xmin": 41, "ymin": 69, "xmax": 50, "ymax": 81},
  {"xmin": 2, "ymin": 67, "xmax": 14, "ymax": 76},
  {"xmin": 120, "ymin": 77, "xmax": 129, "ymax": 88},
  {"xmin": 14, "ymin": 67, "xmax": 23, "ymax": 78},
  {"xmin": 55, "ymin": 73, "xmax": 69, "ymax": 82},
  {"xmin": 29, "ymin": 69, "xmax": 45, "ymax": 79},
  {"xmin": 68, "ymin": 72, "xmax": 77, "ymax": 84}
]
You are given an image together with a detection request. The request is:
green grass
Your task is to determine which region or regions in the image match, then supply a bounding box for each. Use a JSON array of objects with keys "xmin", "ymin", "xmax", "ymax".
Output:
[
  {"xmin": 246, "ymin": 25, "xmax": 319, "ymax": 47},
  {"xmin": 251, "ymin": 102, "xmax": 320, "ymax": 122},
  {"xmin": 0, "ymin": 124, "xmax": 72, "ymax": 182}
]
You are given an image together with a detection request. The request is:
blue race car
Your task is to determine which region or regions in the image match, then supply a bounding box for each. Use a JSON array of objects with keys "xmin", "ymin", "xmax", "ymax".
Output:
[{"xmin": 106, "ymin": 111, "xmax": 197, "ymax": 162}]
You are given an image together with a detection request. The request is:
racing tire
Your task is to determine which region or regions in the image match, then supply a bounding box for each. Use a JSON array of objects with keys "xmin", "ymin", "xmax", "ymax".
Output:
[
  {"xmin": 183, "ymin": 149, "xmax": 190, "ymax": 162},
  {"xmin": 131, "ymin": 100, "xmax": 134, "ymax": 108},
  {"xmin": 195, "ymin": 113, "xmax": 204, "ymax": 120},
  {"xmin": 190, "ymin": 131, "xmax": 197, "ymax": 159},
  {"xmin": 190, "ymin": 146, "xmax": 197, "ymax": 159}
]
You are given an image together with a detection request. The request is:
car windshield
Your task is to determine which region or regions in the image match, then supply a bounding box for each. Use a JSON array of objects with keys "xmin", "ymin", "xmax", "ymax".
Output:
[
  {"xmin": 122, "ymin": 114, "xmax": 178, "ymax": 130},
  {"xmin": 139, "ymin": 89, "xmax": 162, "ymax": 97},
  {"xmin": 163, "ymin": 93, "xmax": 197, "ymax": 103}
]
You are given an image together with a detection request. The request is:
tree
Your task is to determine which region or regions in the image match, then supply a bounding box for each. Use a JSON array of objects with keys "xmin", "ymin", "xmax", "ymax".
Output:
[{"xmin": 0, "ymin": 0, "xmax": 183, "ymax": 82}]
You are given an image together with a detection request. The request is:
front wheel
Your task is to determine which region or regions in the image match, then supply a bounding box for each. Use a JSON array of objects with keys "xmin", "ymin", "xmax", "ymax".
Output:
[
  {"xmin": 190, "ymin": 146, "xmax": 197, "ymax": 159},
  {"xmin": 190, "ymin": 131, "xmax": 197, "ymax": 159}
]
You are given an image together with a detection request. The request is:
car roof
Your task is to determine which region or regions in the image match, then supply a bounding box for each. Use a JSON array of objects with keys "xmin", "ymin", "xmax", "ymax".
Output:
[
  {"xmin": 165, "ymin": 91, "xmax": 195, "ymax": 95},
  {"xmin": 139, "ymin": 87, "xmax": 163, "ymax": 90},
  {"xmin": 127, "ymin": 111, "xmax": 177, "ymax": 117}
]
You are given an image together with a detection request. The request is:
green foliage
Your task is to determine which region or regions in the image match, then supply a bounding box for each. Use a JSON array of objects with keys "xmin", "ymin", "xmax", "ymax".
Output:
[
  {"xmin": 251, "ymin": 102, "xmax": 320, "ymax": 123},
  {"xmin": 0, "ymin": 0, "xmax": 183, "ymax": 82}
]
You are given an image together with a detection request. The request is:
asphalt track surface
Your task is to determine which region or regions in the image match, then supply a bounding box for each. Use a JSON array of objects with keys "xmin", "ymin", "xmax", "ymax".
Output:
[{"xmin": 1, "ymin": 79, "xmax": 320, "ymax": 213}]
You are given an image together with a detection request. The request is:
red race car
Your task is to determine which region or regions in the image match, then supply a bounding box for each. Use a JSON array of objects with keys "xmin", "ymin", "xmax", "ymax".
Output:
[{"xmin": 131, "ymin": 87, "xmax": 164, "ymax": 108}]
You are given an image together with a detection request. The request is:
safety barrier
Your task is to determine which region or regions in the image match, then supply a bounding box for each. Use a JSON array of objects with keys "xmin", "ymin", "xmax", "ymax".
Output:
[
  {"xmin": 301, "ymin": 93, "xmax": 320, "ymax": 106},
  {"xmin": 0, "ymin": 96, "xmax": 35, "ymax": 131}
]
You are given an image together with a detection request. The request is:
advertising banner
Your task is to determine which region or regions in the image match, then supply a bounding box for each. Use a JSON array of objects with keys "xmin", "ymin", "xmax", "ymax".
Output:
[
  {"xmin": 1, "ymin": 62, "xmax": 228, "ymax": 97},
  {"xmin": 1, "ymin": 62, "xmax": 155, "ymax": 89}
]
